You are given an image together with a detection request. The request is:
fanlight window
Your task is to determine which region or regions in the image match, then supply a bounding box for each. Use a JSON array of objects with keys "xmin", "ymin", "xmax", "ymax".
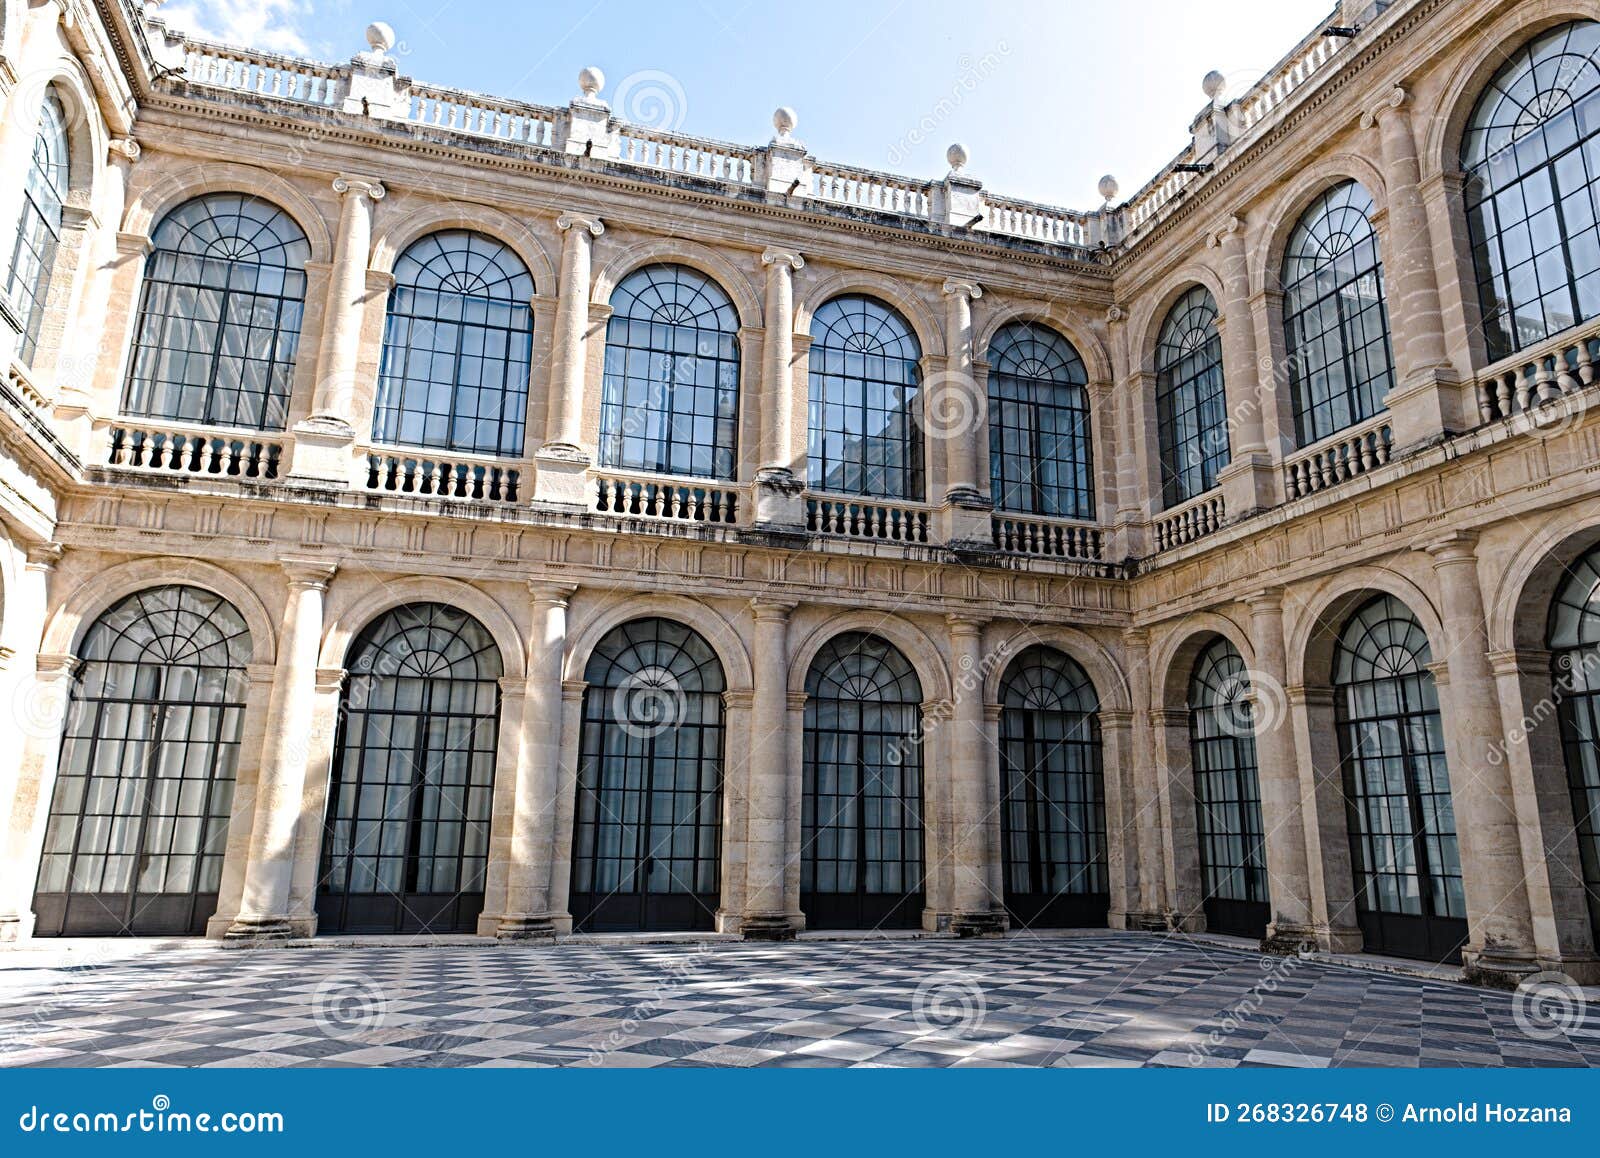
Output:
[
  {"xmin": 374, "ymin": 231, "xmax": 534, "ymax": 456},
  {"xmin": 122, "ymin": 194, "xmax": 311, "ymax": 431},
  {"xmin": 5, "ymin": 88, "xmax": 70, "ymax": 366},
  {"xmin": 1280, "ymin": 180, "xmax": 1395, "ymax": 447},
  {"xmin": 600, "ymin": 264, "xmax": 741, "ymax": 480},
  {"xmin": 807, "ymin": 295, "xmax": 922, "ymax": 500},
  {"xmin": 1463, "ymin": 20, "xmax": 1600, "ymax": 359},
  {"xmin": 1155, "ymin": 288, "xmax": 1228, "ymax": 507},
  {"xmin": 988, "ymin": 322, "xmax": 1094, "ymax": 519}
]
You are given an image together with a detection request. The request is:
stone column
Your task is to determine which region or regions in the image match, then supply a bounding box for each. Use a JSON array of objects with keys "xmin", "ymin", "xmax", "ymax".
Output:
[
  {"xmin": 1244, "ymin": 589, "xmax": 1317, "ymax": 951},
  {"xmin": 290, "ymin": 175, "xmax": 384, "ymax": 484},
  {"xmin": 1425, "ymin": 533, "xmax": 1539, "ymax": 987},
  {"xmin": 1210, "ymin": 216, "xmax": 1276, "ymax": 514},
  {"xmin": 226, "ymin": 556, "xmax": 336, "ymax": 940},
  {"xmin": 1287, "ymin": 683, "xmax": 1363, "ymax": 951},
  {"xmin": 948, "ymin": 615, "xmax": 1002, "ymax": 936},
  {"xmin": 534, "ymin": 212, "xmax": 604, "ymax": 506},
  {"xmin": 1152, "ymin": 707, "xmax": 1204, "ymax": 931},
  {"xmin": 755, "ymin": 248, "xmax": 805, "ymax": 526},
  {"xmin": 1363, "ymin": 87, "xmax": 1463, "ymax": 447},
  {"xmin": 499, "ymin": 583, "xmax": 574, "ymax": 938},
  {"xmin": 939, "ymin": 280, "xmax": 991, "ymax": 548},
  {"xmin": 1124, "ymin": 629, "xmax": 1167, "ymax": 928},
  {"xmin": 743, "ymin": 599, "xmax": 797, "ymax": 939}
]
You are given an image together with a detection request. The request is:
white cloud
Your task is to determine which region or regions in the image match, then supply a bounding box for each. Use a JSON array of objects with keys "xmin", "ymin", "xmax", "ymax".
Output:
[{"xmin": 157, "ymin": 0, "xmax": 314, "ymax": 56}]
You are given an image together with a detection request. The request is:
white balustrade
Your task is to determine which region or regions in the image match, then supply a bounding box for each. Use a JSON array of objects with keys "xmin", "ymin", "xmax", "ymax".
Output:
[
  {"xmin": 106, "ymin": 421, "xmax": 286, "ymax": 480},
  {"xmin": 979, "ymin": 195, "xmax": 1091, "ymax": 246},
  {"xmin": 403, "ymin": 84, "xmax": 558, "ymax": 147},
  {"xmin": 1283, "ymin": 418, "xmax": 1393, "ymax": 500},
  {"xmin": 810, "ymin": 164, "xmax": 932, "ymax": 218},
  {"xmin": 1153, "ymin": 492, "xmax": 1226, "ymax": 552},
  {"xmin": 594, "ymin": 472, "xmax": 742, "ymax": 524},
  {"xmin": 614, "ymin": 129, "xmax": 757, "ymax": 183},
  {"xmin": 1475, "ymin": 321, "xmax": 1600, "ymax": 425},
  {"xmin": 990, "ymin": 515, "xmax": 1103, "ymax": 560},
  {"xmin": 181, "ymin": 44, "xmax": 343, "ymax": 107},
  {"xmin": 365, "ymin": 451, "xmax": 523, "ymax": 502},
  {"xmin": 806, "ymin": 496, "xmax": 930, "ymax": 543}
]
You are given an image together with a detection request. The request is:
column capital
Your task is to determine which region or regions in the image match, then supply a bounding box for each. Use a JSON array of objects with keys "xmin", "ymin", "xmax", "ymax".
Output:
[
  {"xmin": 786, "ymin": 692, "xmax": 809, "ymax": 711},
  {"xmin": 562, "ymin": 679, "xmax": 588, "ymax": 702},
  {"xmin": 24, "ymin": 542, "xmax": 64, "ymax": 570},
  {"xmin": 751, "ymin": 598, "xmax": 798, "ymax": 622},
  {"xmin": 557, "ymin": 212, "xmax": 605, "ymax": 237},
  {"xmin": 1244, "ymin": 586, "xmax": 1287, "ymax": 613},
  {"xmin": 946, "ymin": 613, "xmax": 988, "ymax": 636},
  {"xmin": 313, "ymin": 667, "xmax": 347, "ymax": 694},
  {"xmin": 761, "ymin": 247, "xmax": 804, "ymax": 271},
  {"xmin": 246, "ymin": 662, "xmax": 277, "ymax": 685},
  {"xmin": 332, "ymin": 174, "xmax": 386, "ymax": 201},
  {"xmin": 498, "ymin": 675, "xmax": 529, "ymax": 698},
  {"xmin": 280, "ymin": 554, "xmax": 337, "ymax": 589},
  {"xmin": 33, "ymin": 653, "xmax": 81, "ymax": 680},
  {"xmin": 1207, "ymin": 213, "xmax": 1247, "ymax": 250},
  {"xmin": 108, "ymin": 137, "xmax": 141, "ymax": 164},
  {"xmin": 1105, "ymin": 304, "xmax": 1126, "ymax": 326},
  {"xmin": 529, "ymin": 581, "xmax": 578, "ymax": 606},
  {"xmin": 1488, "ymin": 648, "xmax": 1552, "ymax": 677},
  {"xmin": 1359, "ymin": 84, "xmax": 1411, "ymax": 131},
  {"xmin": 1422, "ymin": 529, "xmax": 1480, "ymax": 565},
  {"xmin": 941, "ymin": 277, "xmax": 982, "ymax": 301},
  {"xmin": 1151, "ymin": 707, "xmax": 1188, "ymax": 728},
  {"xmin": 723, "ymin": 689, "xmax": 755, "ymax": 711}
]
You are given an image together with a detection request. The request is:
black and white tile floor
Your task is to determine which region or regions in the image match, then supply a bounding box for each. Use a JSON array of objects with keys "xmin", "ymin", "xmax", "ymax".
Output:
[{"xmin": 2, "ymin": 934, "xmax": 1597, "ymax": 1068}]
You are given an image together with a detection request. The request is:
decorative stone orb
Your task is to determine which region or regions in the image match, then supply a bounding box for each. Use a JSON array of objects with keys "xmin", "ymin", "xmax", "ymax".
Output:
[
  {"xmin": 365, "ymin": 22, "xmax": 396, "ymax": 54},
  {"xmin": 773, "ymin": 107, "xmax": 797, "ymax": 137},
  {"xmin": 1098, "ymin": 174, "xmax": 1120, "ymax": 203},
  {"xmin": 946, "ymin": 142, "xmax": 969, "ymax": 171},
  {"xmin": 578, "ymin": 66, "xmax": 605, "ymax": 98},
  {"xmin": 1203, "ymin": 70, "xmax": 1226, "ymax": 101}
]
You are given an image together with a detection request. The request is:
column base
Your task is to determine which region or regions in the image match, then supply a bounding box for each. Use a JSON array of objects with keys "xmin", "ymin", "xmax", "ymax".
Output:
[
  {"xmin": 1383, "ymin": 365, "xmax": 1464, "ymax": 454},
  {"xmin": 950, "ymin": 911, "xmax": 1006, "ymax": 939},
  {"xmin": 223, "ymin": 916, "xmax": 296, "ymax": 943},
  {"xmin": 753, "ymin": 467, "xmax": 806, "ymax": 528},
  {"xmin": 496, "ymin": 914, "xmax": 557, "ymax": 941},
  {"xmin": 1128, "ymin": 911, "xmax": 1170, "ymax": 933},
  {"xmin": 1462, "ymin": 947, "xmax": 1541, "ymax": 991},
  {"xmin": 1260, "ymin": 922, "xmax": 1320, "ymax": 956},
  {"xmin": 740, "ymin": 914, "xmax": 796, "ymax": 941},
  {"xmin": 1216, "ymin": 452, "xmax": 1277, "ymax": 519},
  {"xmin": 286, "ymin": 414, "xmax": 358, "ymax": 486},
  {"xmin": 939, "ymin": 497, "xmax": 993, "ymax": 550},
  {"xmin": 532, "ymin": 445, "xmax": 592, "ymax": 508}
]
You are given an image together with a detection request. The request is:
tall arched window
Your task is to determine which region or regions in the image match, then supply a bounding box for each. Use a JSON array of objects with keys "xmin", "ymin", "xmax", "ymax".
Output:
[
  {"xmin": 1187, "ymin": 637, "xmax": 1268, "ymax": 939},
  {"xmin": 987, "ymin": 322, "xmax": 1094, "ymax": 520},
  {"xmin": 1463, "ymin": 20, "xmax": 1600, "ymax": 359},
  {"xmin": 374, "ymin": 231, "xmax": 534, "ymax": 456},
  {"xmin": 600, "ymin": 264, "xmax": 740, "ymax": 480},
  {"xmin": 122, "ymin": 194, "xmax": 310, "ymax": 431},
  {"xmin": 1333, "ymin": 594, "xmax": 1465, "ymax": 963},
  {"xmin": 1156, "ymin": 288, "xmax": 1228, "ymax": 507},
  {"xmin": 807, "ymin": 295, "xmax": 922, "ymax": 500},
  {"xmin": 997, "ymin": 646, "xmax": 1107, "ymax": 928},
  {"xmin": 318, "ymin": 604, "xmax": 503, "ymax": 934},
  {"xmin": 1546, "ymin": 543, "xmax": 1600, "ymax": 942},
  {"xmin": 34, "ymin": 586, "xmax": 250, "ymax": 937},
  {"xmin": 5, "ymin": 88, "xmax": 69, "ymax": 366},
  {"xmin": 571, "ymin": 618, "xmax": 726, "ymax": 932},
  {"xmin": 1281, "ymin": 181, "xmax": 1395, "ymax": 446},
  {"xmin": 802, "ymin": 632, "xmax": 924, "ymax": 929}
]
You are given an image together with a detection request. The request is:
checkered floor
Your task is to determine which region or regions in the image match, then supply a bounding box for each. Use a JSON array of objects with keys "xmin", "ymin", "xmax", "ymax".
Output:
[{"xmin": 2, "ymin": 933, "xmax": 1598, "ymax": 1068}]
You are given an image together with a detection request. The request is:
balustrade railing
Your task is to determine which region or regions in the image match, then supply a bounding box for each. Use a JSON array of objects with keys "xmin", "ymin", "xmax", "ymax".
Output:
[
  {"xmin": 402, "ymin": 84, "xmax": 558, "ymax": 146},
  {"xmin": 614, "ymin": 128, "xmax": 758, "ymax": 183},
  {"xmin": 1475, "ymin": 321, "xmax": 1600, "ymax": 425},
  {"xmin": 105, "ymin": 421, "xmax": 285, "ymax": 480},
  {"xmin": 1283, "ymin": 417, "xmax": 1393, "ymax": 500},
  {"xmin": 990, "ymin": 514, "xmax": 1103, "ymax": 561},
  {"xmin": 364, "ymin": 450, "xmax": 523, "ymax": 502},
  {"xmin": 978, "ymin": 194, "xmax": 1091, "ymax": 246},
  {"xmin": 1232, "ymin": 27, "xmax": 1348, "ymax": 134},
  {"xmin": 810, "ymin": 164, "xmax": 932, "ymax": 218},
  {"xmin": 805, "ymin": 496, "xmax": 931, "ymax": 543},
  {"xmin": 180, "ymin": 43, "xmax": 343, "ymax": 107},
  {"xmin": 1153, "ymin": 491, "xmax": 1226, "ymax": 552},
  {"xmin": 592, "ymin": 471, "xmax": 742, "ymax": 524}
]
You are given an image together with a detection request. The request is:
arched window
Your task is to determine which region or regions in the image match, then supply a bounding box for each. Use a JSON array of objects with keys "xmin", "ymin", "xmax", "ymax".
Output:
[
  {"xmin": 1333, "ymin": 594, "xmax": 1465, "ymax": 963},
  {"xmin": 1463, "ymin": 20, "xmax": 1600, "ymax": 359},
  {"xmin": 34, "ymin": 586, "xmax": 250, "ymax": 937},
  {"xmin": 319, "ymin": 604, "xmax": 503, "ymax": 934},
  {"xmin": 997, "ymin": 645, "xmax": 1106, "ymax": 928},
  {"xmin": 122, "ymin": 194, "xmax": 310, "ymax": 431},
  {"xmin": 987, "ymin": 322, "xmax": 1094, "ymax": 520},
  {"xmin": 374, "ymin": 231, "xmax": 534, "ymax": 456},
  {"xmin": 801, "ymin": 632, "xmax": 924, "ymax": 929},
  {"xmin": 1156, "ymin": 288, "xmax": 1228, "ymax": 507},
  {"xmin": 1281, "ymin": 181, "xmax": 1395, "ymax": 446},
  {"xmin": 1187, "ymin": 637, "xmax": 1268, "ymax": 939},
  {"xmin": 1546, "ymin": 543, "xmax": 1600, "ymax": 941},
  {"xmin": 5, "ymin": 88, "xmax": 69, "ymax": 366},
  {"xmin": 807, "ymin": 295, "xmax": 922, "ymax": 500},
  {"xmin": 600, "ymin": 264, "xmax": 740, "ymax": 480},
  {"xmin": 571, "ymin": 618, "xmax": 726, "ymax": 932}
]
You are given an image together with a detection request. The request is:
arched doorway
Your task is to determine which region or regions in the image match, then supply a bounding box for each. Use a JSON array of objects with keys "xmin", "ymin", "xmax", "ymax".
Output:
[
  {"xmin": 1333, "ymin": 595, "xmax": 1466, "ymax": 963},
  {"xmin": 801, "ymin": 632, "xmax": 925, "ymax": 929},
  {"xmin": 1187, "ymin": 638, "xmax": 1269, "ymax": 939},
  {"xmin": 33, "ymin": 586, "xmax": 251, "ymax": 936},
  {"xmin": 570, "ymin": 618, "xmax": 726, "ymax": 932},
  {"xmin": 997, "ymin": 645, "xmax": 1108, "ymax": 928},
  {"xmin": 317, "ymin": 603, "xmax": 503, "ymax": 934},
  {"xmin": 1547, "ymin": 544, "xmax": 1600, "ymax": 941}
]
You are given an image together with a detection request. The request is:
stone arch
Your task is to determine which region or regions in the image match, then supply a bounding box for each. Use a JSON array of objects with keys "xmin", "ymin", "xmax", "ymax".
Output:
[
  {"xmin": 1251, "ymin": 157, "xmax": 1390, "ymax": 297},
  {"xmin": 1489, "ymin": 510, "xmax": 1600, "ymax": 654},
  {"xmin": 122, "ymin": 163, "xmax": 334, "ymax": 263},
  {"xmin": 564, "ymin": 594, "xmax": 753, "ymax": 691},
  {"xmin": 975, "ymin": 301, "xmax": 1112, "ymax": 385},
  {"xmin": 1288, "ymin": 564, "xmax": 1445, "ymax": 690},
  {"xmin": 39, "ymin": 558, "xmax": 276, "ymax": 665},
  {"xmin": 1130, "ymin": 266, "xmax": 1228, "ymax": 378},
  {"xmin": 591, "ymin": 238, "xmax": 762, "ymax": 329},
  {"xmin": 787, "ymin": 611, "xmax": 951, "ymax": 704},
  {"xmin": 1152, "ymin": 612, "xmax": 1255, "ymax": 711},
  {"xmin": 794, "ymin": 268, "xmax": 945, "ymax": 359},
  {"xmin": 980, "ymin": 622, "xmax": 1131, "ymax": 714},
  {"xmin": 370, "ymin": 202, "xmax": 556, "ymax": 291},
  {"xmin": 10, "ymin": 58, "xmax": 109, "ymax": 202},
  {"xmin": 1421, "ymin": 4, "xmax": 1597, "ymax": 181},
  {"xmin": 318, "ymin": 576, "xmax": 527, "ymax": 680}
]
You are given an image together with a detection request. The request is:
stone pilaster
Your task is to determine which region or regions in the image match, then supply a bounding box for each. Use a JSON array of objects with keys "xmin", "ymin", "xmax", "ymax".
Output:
[
  {"xmin": 755, "ymin": 249, "xmax": 805, "ymax": 527},
  {"xmin": 742, "ymin": 599, "xmax": 797, "ymax": 939},
  {"xmin": 947, "ymin": 615, "xmax": 1002, "ymax": 936},
  {"xmin": 936, "ymin": 279, "xmax": 991, "ymax": 548},
  {"xmin": 534, "ymin": 212, "xmax": 604, "ymax": 506},
  {"xmin": 1209, "ymin": 215, "xmax": 1276, "ymax": 515},
  {"xmin": 1123, "ymin": 629, "xmax": 1167, "ymax": 929},
  {"xmin": 226, "ymin": 556, "xmax": 336, "ymax": 940}
]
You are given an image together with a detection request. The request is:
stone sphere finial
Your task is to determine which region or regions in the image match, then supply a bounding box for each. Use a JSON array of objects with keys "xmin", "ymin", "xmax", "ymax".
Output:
[
  {"xmin": 946, "ymin": 142, "xmax": 969, "ymax": 172},
  {"xmin": 1203, "ymin": 70, "xmax": 1226, "ymax": 101},
  {"xmin": 578, "ymin": 66, "xmax": 605, "ymax": 98},
  {"xmin": 1098, "ymin": 174, "xmax": 1120, "ymax": 203},
  {"xmin": 772, "ymin": 106, "xmax": 797, "ymax": 138},
  {"xmin": 365, "ymin": 22, "xmax": 396, "ymax": 54}
]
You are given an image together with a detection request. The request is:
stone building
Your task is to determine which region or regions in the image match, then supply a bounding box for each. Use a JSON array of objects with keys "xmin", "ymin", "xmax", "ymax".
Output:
[{"xmin": 0, "ymin": 0, "xmax": 1596, "ymax": 989}]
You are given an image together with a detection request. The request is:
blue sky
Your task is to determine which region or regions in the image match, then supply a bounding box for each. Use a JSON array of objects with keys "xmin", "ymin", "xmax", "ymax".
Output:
[{"xmin": 160, "ymin": 0, "xmax": 1336, "ymax": 207}]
